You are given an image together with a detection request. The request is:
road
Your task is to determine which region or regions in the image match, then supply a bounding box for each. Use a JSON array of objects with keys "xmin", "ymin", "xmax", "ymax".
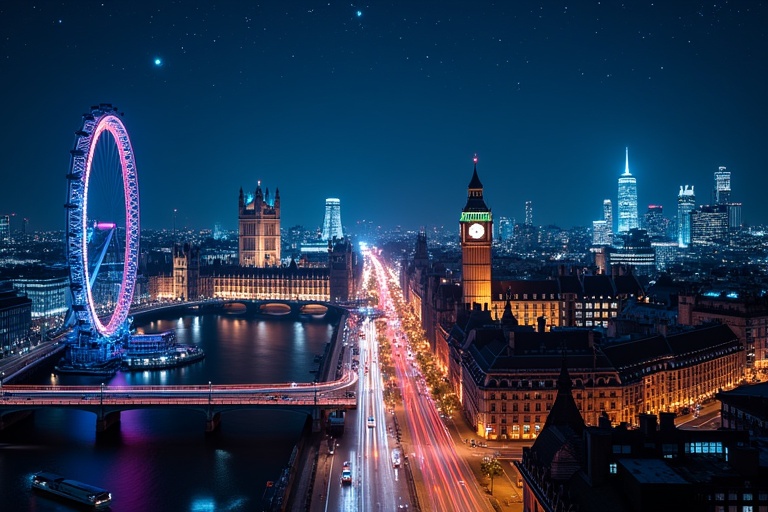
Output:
[
  {"xmin": 676, "ymin": 401, "xmax": 722, "ymax": 430},
  {"xmin": 369, "ymin": 251, "xmax": 493, "ymax": 512},
  {"xmin": 322, "ymin": 317, "xmax": 411, "ymax": 511}
]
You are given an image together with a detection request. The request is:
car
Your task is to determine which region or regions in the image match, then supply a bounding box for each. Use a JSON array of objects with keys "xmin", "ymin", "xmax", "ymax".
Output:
[{"xmin": 367, "ymin": 416, "xmax": 375, "ymax": 428}]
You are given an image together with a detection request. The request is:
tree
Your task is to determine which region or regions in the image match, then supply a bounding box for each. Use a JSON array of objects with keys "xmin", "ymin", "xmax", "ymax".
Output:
[{"xmin": 480, "ymin": 457, "xmax": 504, "ymax": 495}]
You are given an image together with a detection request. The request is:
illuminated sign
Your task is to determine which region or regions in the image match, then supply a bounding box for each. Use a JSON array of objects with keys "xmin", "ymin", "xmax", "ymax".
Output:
[{"xmin": 460, "ymin": 212, "xmax": 491, "ymax": 223}]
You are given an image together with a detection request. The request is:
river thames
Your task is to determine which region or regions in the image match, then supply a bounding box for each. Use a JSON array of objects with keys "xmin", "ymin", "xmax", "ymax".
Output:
[{"xmin": 0, "ymin": 311, "xmax": 339, "ymax": 511}]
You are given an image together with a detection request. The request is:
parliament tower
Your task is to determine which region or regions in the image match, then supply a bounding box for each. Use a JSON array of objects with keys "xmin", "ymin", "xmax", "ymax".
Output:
[
  {"xmin": 239, "ymin": 181, "xmax": 281, "ymax": 267},
  {"xmin": 460, "ymin": 156, "xmax": 492, "ymax": 311}
]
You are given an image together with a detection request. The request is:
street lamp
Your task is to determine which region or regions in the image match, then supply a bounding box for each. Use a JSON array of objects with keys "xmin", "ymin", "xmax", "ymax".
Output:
[
  {"xmin": 100, "ymin": 382, "xmax": 104, "ymax": 407},
  {"xmin": 208, "ymin": 381, "xmax": 212, "ymax": 405},
  {"xmin": 313, "ymin": 381, "xmax": 318, "ymax": 405},
  {"xmin": 1, "ymin": 371, "xmax": 4, "ymax": 396}
]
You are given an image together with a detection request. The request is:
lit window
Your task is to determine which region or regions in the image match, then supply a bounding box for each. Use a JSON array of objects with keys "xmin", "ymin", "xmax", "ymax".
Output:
[{"xmin": 609, "ymin": 463, "xmax": 617, "ymax": 474}]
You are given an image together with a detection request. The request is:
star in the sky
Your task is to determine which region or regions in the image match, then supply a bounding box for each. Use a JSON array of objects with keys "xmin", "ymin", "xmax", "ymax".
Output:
[{"xmin": 153, "ymin": 57, "xmax": 163, "ymax": 67}]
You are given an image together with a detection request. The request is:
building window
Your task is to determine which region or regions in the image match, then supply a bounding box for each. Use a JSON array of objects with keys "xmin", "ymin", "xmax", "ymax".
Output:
[
  {"xmin": 612, "ymin": 445, "xmax": 631, "ymax": 454},
  {"xmin": 685, "ymin": 442, "xmax": 723, "ymax": 455},
  {"xmin": 609, "ymin": 463, "xmax": 617, "ymax": 474}
]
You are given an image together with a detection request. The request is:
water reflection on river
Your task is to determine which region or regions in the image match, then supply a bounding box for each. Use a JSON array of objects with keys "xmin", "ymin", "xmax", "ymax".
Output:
[{"xmin": 0, "ymin": 313, "xmax": 336, "ymax": 512}]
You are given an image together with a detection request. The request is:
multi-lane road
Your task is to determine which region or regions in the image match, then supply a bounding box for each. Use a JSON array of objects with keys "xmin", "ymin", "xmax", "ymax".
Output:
[
  {"xmin": 321, "ymin": 317, "xmax": 411, "ymax": 511},
  {"xmin": 369, "ymin": 251, "xmax": 493, "ymax": 512}
]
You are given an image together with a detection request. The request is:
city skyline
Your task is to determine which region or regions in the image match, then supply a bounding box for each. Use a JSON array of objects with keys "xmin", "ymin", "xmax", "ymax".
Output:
[{"xmin": 0, "ymin": 2, "xmax": 766, "ymax": 232}]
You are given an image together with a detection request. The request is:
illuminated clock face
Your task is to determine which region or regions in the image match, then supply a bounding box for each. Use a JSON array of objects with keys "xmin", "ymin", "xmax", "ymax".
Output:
[{"xmin": 468, "ymin": 223, "xmax": 485, "ymax": 239}]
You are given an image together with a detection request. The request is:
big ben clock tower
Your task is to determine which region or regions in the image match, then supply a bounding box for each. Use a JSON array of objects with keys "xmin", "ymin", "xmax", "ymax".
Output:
[{"xmin": 460, "ymin": 155, "xmax": 492, "ymax": 310}]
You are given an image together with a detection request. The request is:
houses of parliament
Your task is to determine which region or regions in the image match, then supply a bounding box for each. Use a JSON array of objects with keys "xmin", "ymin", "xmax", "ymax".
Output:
[{"xmin": 150, "ymin": 181, "xmax": 360, "ymax": 304}]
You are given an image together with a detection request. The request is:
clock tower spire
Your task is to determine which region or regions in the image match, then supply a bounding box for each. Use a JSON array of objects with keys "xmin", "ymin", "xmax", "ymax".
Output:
[{"xmin": 460, "ymin": 155, "xmax": 492, "ymax": 311}]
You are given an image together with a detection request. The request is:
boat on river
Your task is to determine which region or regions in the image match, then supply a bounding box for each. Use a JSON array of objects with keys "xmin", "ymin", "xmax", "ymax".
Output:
[
  {"xmin": 122, "ymin": 330, "xmax": 205, "ymax": 371},
  {"xmin": 31, "ymin": 471, "xmax": 112, "ymax": 509}
]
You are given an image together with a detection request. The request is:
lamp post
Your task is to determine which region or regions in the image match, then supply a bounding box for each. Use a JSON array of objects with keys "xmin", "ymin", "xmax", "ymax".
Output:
[
  {"xmin": 100, "ymin": 382, "xmax": 104, "ymax": 407},
  {"xmin": 1, "ymin": 371, "xmax": 4, "ymax": 396},
  {"xmin": 314, "ymin": 381, "xmax": 318, "ymax": 406},
  {"xmin": 208, "ymin": 381, "xmax": 212, "ymax": 405}
]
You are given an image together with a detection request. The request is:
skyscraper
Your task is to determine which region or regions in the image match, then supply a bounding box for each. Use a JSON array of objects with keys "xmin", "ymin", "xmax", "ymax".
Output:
[
  {"xmin": 690, "ymin": 204, "xmax": 729, "ymax": 246},
  {"xmin": 592, "ymin": 220, "xmax": 611, "ymax": 245},
  {"xmin": 713, "ymin": 166, "xmax": 731, "ymax": 205},
  {"xmin": 525, "ymin": 201, "xmax": 533, "ymax": 226},
  {"xmin": 497, "ymin": 216, "xmax": 513, "ymax": 241},
  {"xmin": 524, "ymin": 200, "xmax": 533, "ymax": 226},
  {"xmin": 321, "ymin": 198, "xmax": 344, "ymax": 241},
  {"xmin": 603, "ymin": 199, "xmax": 613, "ymax": 245},
  {"xmin": 617, "ymin": 147, "xmax": 638, "ymax": 233},
  {"xmin": 0, "ymin": 215, "xmax": 9, "ymax": 244},
  {"xmin": 677, "ymin": 185, "xmax": 696, "ymax": 247},
  {"xmin": 643, "ymin": 205, "xmax": 667, "ymax": 238}
]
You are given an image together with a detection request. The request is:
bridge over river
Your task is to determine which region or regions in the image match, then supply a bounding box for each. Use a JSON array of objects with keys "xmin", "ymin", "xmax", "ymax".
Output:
[{"xmin": 0, "ymin": 370, "xmax": 357, "ymax": 433}]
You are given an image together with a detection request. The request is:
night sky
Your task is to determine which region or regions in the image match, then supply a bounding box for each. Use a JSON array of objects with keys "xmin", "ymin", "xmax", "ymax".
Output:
[{"xmin": 1, "ymin": 1, "xmax": 766, "ymax": 233}]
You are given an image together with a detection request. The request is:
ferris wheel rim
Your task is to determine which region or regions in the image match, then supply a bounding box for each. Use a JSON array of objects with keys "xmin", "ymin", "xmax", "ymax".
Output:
[{"xmin": 66, "ymin": 106, "xmax": 140, "ymax": 338}]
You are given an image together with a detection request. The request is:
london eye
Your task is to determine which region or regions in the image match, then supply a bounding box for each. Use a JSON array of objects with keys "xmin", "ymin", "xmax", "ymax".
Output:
[{"xmin": 64, "ymin": 104, "xmax": 139, "ymax": 354}]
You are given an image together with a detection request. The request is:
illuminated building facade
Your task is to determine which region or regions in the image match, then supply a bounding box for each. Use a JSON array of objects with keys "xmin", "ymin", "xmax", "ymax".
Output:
[
  {"xmin": 11, "ymin": 273, "xmax": 69, "ymax": 327},
  {"xmin": 714, "ymin": 166, "xmax": 731, "ymax": 204},
  {"xmin": 0, "ymin": 215, "xmax": 9, "ymax": 244},
  {"xmin": 460, "ymin": 157, "xmax": 492, "ymax": 311},
  {"xmin": 651, "ymin": 240, "xmax": 678, "ymax": 271},
  {"xmin": 205, "ymin": 265, "xmax": 330, "ymax": 301},
  {"xmin": 643, "ymin": 204, "xmax": 667, "ymax": 238},
  {"xmin": 492, "ymin": 280, "xmax": 560, "ymax": 332},
  {"xmin": 321, "ymin": 198, "xmax": 343, "ymax": 241},
  {"xmin": 0, "ymin": 281, "xmax": 31, "ymax": 357},
  {"xmin": 455, "ymin": 313, "xmax": 742, "ymax": 441},
  {"xmin": 679, "ymin": 292, "xmax": 767, "ymax": 369},
  {"xmin": 173, "ymin": 243, "xmax": 199, "ymax": 301},
  {"xmin": 603, "ymin": 199, "xmax": 613, "ymax": 236},
  {"xmin": 592, "ymin": 199, "xmax": 615, "ymax": 246},
  {"xmin": 728, "ymin": 202, "xmax": 743, "ymax": 230},
  {"xmin": 617, "ymin": 148, "xmax": 638, "ymax": 233},
  {"xmin": 151, "ymin": 240, "xmax": 357, "ymax": 303},
  {"xmin": 497, "ymin": 216, "xmax": 513, "ymax": 241},
  {"xmin": 607, "ymin": 228, "xmax": 656, "ymax": 277},
  {"xmin": 238, "ymin": 182, "xmax": 280, "ymax": 267},
  {"xmin": 677, "ymin": 185, "xmax": 696, "ymax": 247},
  {"xmin": 690, "ymin": 204, "xmax": 729, "ymax": 246},
  {"xmin": 524, "ymin": 200, "xmax": 533, "ymax": 226}
]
